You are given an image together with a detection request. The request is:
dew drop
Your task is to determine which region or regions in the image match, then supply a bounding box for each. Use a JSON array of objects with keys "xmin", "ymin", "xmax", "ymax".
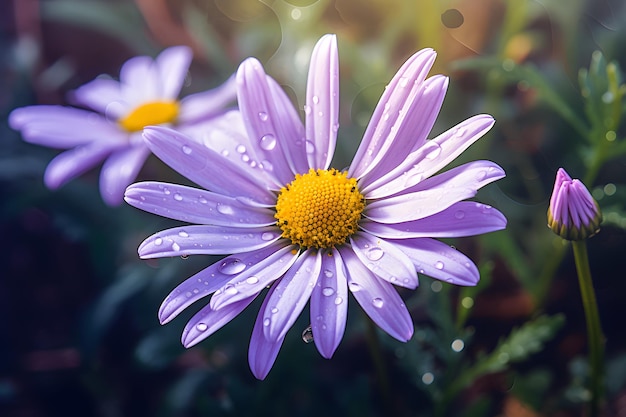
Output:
[
  {"xmin": 301, "ymin": 325, "xmax": 314, "ymax": 343},
  {"xmin": 435, "ymin": 261, "xmax": 444, "ymax": 270},
  {"xmin": 271, "ymin": 307, "xmax": 279, "ymax": 314},
  {"xmin": 246, "ymin": 276, "xmax": 259, "ymax": 285},
  {"xmin": 263, "ymin": 318, "xmax": 270, "ymax": 327},
  {"xmin": 312, "ymin": 95, "xmax": 319, "ymax": 104},
  {"xmin": 198, "ymin": 197, "xmax": 208, "ymax": 204},
  {"xmin": 217, "ymin": 204, "xmax": 234, "ymax": 215},
  {"xmin": 196, "ymin": 323, "xmax": 208, "ymax": 332},
  {"xmin": 305, "ymin": 140, "xmax": 315, "ymax": 154},
  {"xmin": 260, "ymin": 159, "xmax": 273, "ymax": 172},
  {"xmin": 178, "ymin": 231, "xmax": 189, "ymax": 238},
  {"xmin": 236, "ymin": 145, "xmax": 246, "ymax": 154},
  {"xmin": 218, "ymin": 258, "xmax": 246, "ymax": 275},
  {"xmin": 154, "ymin": 237, "xmax": 163, "ymax": 246},
  {"xmin": 260, "ymin": 134, "xmax": 277, "ymax": 150},
  {"xmin": 224, "ymin": 285, "xmax": 238, "ymax": 295},
  {"xmin": 348, "ymin": 282, "xmax": 361, "ymax": 292},
  {"xmin": 322, "ymin": 287, "xmax": 335, "ymax": 297},
  {"xmin": 323, "ymin": 269, "xmax": 334, "ymax": 278},
  {"xmin": 303, "ymin": 104, "xmax": 311, "ymax": 115},
  {"xmin": 261, "ymin": 232, "xmax": 275, "ymax": 241},
  {"xmin": 366, "ymin": 247, "xmax": 384, "ymax": 261},
  {"xmin": 423, "ymin": 142, "xmax": 442, "ymax": 160},
  {"xmin": 182, "ymin": 145, "xmax": 192, "ymax": 155},
  {"xmin": 258, "ymin": 111, "xmax": 268, "ymax": 121},
  {"xmin": 185, "ymin": 291, "xmax": 192, "ymax": 297},
  {"xmin": 173, "ymin": 193, "xmax": 183, "ymax": 201},
  {"xmin": 334, "ymin": 296, "xmax": 343, "ymax": 305},
  {"xmin": 454, "ymin": 210, "xmax": 465, "ymax": 219},
  {"xmin": 171, "ymin": 242, "xmax": 181, "ymax": 252},
  {"xmin": 372, "ymin": 298, "xmax": 384, "ymax": 308}
]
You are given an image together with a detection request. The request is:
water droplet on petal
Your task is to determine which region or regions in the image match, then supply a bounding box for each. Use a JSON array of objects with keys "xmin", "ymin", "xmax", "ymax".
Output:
[
  {"xmin": 263, "ymin": 318, "xmax": 270, "ymax": 327},
  {"xmin": 258, "ymin": 111, "xmax": 268, "ymax": 121},
  {"xmin": 217, "ymin": 204, "xmax": 234, "ymax": 215},
  {"xmin": 182, "ymin": 145, "xmax": 192, "ymax": 155},
  {"xmin": 322, "ymin": 287, "xmax": 335, "ymax": 297},
  {"xmin": 324, "ymin": 269, "xmax": 334, "ymax": 278},
  {"xmin": 435, "ymin": 261, "xmax": 444, "ymax": 270},
  {"xmin": 334, "ymin": 296, "xmax": 343, "ymax": 305},
  {"xmin": 174, "ymin": 193, "xmax": 183, "ymax": 201},
  {"xmin": 454, "ymin": 210, "xmax": 465, "ymax": 219},
  {"xmin": 236, "ymin": 145, "xmax": 246, "ymax": 154},
  {"xmin": 305, "ymin": 140, "xmax": 315, "ymax": 154},
  {"xmin": 261, "ymin": 232, "xmax": 275, "ymax": 241},
  {"xmin": 171, "ymin": 242, "xmax": 181, "ymax": 251},
  {"xmin": 245, "ymin": 276, "xmax": 259, "ymax": 285},
  {"xmin": 224, "ymin": 285, "xmax": 238, "ymax": 295},
  {"xmin": 196, "ymin": 323, "xmax": 208, "ymax": 332},
  {"xmin": 154, "ymin": 238, "xmax": 163, "ymax": 246},
  {"xmin": 366, "ymin": 247, "xmax": 384, "ymax": 261},
  {"xmin": 312, "ymin": 95, "xmax": 319, "ymax": 104},
  {"xmin": 218, "ymin": 258, "xmax": 246, "ymax": 275},
  {"xmin": 301, "ymin": 325, "xmax": 314, "ymax": 343},
  {"xmin": 423, "ymin": 142, "xmax": 442, "ymax": 160},
  {"xmin": 303, "ymin": 104, "xmax": 311, "ymax": 115},
  {"xmin": 271, "ymin": 307, "xmax": 279, "ymax": 314},
  {"xmin": 260, "ymin": 134, "xmax": 277, "ymax": 150},
  {"xmin": 372, "ymin": 298, "xmax": 384, "ymax": 308},
  {"xmin": 198, "ymin": 197, "xmax": 208, "ymax": 204},
  {"xmin": 260, "ymin": 159, "xmax": 273, "ymax": 172},
  {"xmin": 178, "ymin": 231, "xmax": 189, "ymax": 238},
  {"xmin": 348, "ymin": 282, "xmax": 361, "ymax": 292}
]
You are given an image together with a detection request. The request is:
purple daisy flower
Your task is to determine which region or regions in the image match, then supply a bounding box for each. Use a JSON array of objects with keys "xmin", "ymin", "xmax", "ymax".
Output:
[
  {"xmin": 9, "ymin": 46, "xmax": 236, "ymax": 205},
  {"xmin": 124, "ymin": 34, "xmax": 507, "ymax": 379},
  {"xmin": 548, "ymin": 168, "xmax": 602, "ymax": 240}
]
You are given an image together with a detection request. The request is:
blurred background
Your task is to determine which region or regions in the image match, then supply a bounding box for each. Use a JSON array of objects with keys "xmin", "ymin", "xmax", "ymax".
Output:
[{"xmin": 2, "ymin": 0, "xmax": 626, "ymax": 416}]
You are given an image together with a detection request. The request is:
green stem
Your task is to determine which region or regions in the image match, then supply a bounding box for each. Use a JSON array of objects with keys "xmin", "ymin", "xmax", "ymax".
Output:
[{"xmin": 571, "ymin": 240, "xmax": 605, "ymax": 417}]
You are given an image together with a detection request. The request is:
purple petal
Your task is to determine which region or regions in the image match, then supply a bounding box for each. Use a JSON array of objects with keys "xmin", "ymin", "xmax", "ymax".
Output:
[
  {"xmin": 125, "ymin": 181, "xmax": 276, "ymax": 227},
  {"xmin": 159, "ymin": 243, "xmax": 293, "ymax": 324},
  {"xmin": 179, "ymin": 111, "xmax": 279, "ymax": 188},
  {"xmin": 70, "ymin": 78, "xmax": 126, "ymax": 118},
  {"xmin": 393, "ymin": 238, "xmax": 479, "ymax": 286},
  {"xmin": 142, "ymin": 126, "xmax": 276, "ymax": 205},
  {"xmin": 209, "ymin": 243, "xmax": 300, "ymax": 311},
  {"xmin": 349, "ymin": 232, "xmax": 418, "ymax": 289},
  {"xmin": 156, "ymin": 46, "xmax": 193, "ymax": 99},
  {"xmin": 137, "ymin": 225, "xmax": 282, "ymax": 258},
  {"xmin": 182, "ymin": 295, "xmax": 257, "ymax": 348},
  {"xmin": 362, "ymin": 114, "xmax": 495, "ymax": 197},
  {"xmin": 43, "ymin": 143, "xmax": 118, "ymax": 189},
  {"xmin": 349, "ymin": 48, "xmax": 437, "ymax": 180},
  {"xmin": 364, "ymin": 187, "xmax": 476, "ymax": 224},
  {"xmin": 99, "ymin": 144, "xmax": 150, "ymax": 206},
  {"xmin": 305, "ymin": 34, "xmax": 339, "ymax": 170},
  {"xmin": 337, "ymin": 246, "xmax": 413, "ymax": 342},
  {"xmin": 360, "ymin": 201, "xmax": 507, "ymax": 238},
  {"xmin": 358, "ymin": 75, "xmax": 449, "ymax": 187},
  {"xmin": 237, "ymin": 57, "xmax": 304, "ymax": 185},
  {"xmin": 249, "ymin": 283, "xmax": 285, "ymax": 380},
  {"xmin": 178, "ymin": 76, "xmax": 237, "ymax": 124},
  {"xmin": 9, "ymin": 106, "xmax": 125, "ymax": 148},
  {"xmin": 262, "ymin": 249, "xmax": 321, "ymax": 341},
  {"xmin": 310, "ymin": 248, "xmax": 348, "ymax": 358},
  {"xmin": 120, "ymin": 55, "xmax": 159, "ymax": 105}
]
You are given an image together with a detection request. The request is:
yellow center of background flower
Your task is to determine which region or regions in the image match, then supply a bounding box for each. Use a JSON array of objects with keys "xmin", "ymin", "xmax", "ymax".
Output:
[
  {"xmin": 275, "ymin": 168, "xmax": 365, "ymax": 248},
  {"xmin": 118, "ymin": 101, "xmax": 180, "ymax": 132}
]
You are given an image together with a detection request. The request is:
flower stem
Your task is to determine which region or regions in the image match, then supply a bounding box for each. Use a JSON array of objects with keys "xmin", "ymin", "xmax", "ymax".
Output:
[{"xmin": 571, "ymin": 240, "xmax": 604, "ymax": 416}]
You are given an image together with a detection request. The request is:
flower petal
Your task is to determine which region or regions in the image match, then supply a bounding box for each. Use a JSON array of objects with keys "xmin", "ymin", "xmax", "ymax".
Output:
[
  {"xmin": 159, "ymin": 243, "xmax": 293, "ymax": 324},
  {"xmin": 262, "ymin": 249, "xmax": 322, "ymax": 341},
  {"xmin": 178, "ymin": 76, "xmax": 237, "ymax": 124},
  {"xmin": 249, "ymin": 283, "xmax": 285, "ymax": 380},
  {"xmin": 43, "ymin": 143, "xmax": 118, "ymax": 189},
  {"xmin": 393, "ymin": 238, "xmax": 479, "ymax": 286},
  {"xmin": 310, "ymin": 248, "xmax": 348, "ymax": 358},
  {"xmin": 362, "ymin": 114, "xmax": 495, "ymax": 197},
  {"xmin": 350, "ymin": 232, "xmax": 418, "ymax": 289},
  {"xmin": 364, "ymin": 187, "xmax": 476, "ymax": 224},
  {"xmin": 125, "ymin": 181, "xmax": 276, "ymax": 227},
  {"xmin": 237, "ymin": 57, "xmax": 305, "ymax": 184},
  {"xmin": 9, "ymin": 106, "xmax": 125, "ymax": 148},
  {"xmin": 209, "ymin": 243, "xmax": 300, "ymax": 310},
  {"xmin": 349, "ymin": 48, "xmax": 437, "ymax": 180},
  {"xmin": 182, "ymin": 295, "xmax": 257, "ymax": 348},
  {"xmin": 70, "ymin": 78, "xmax": 126, "ymax": 118},
  {"xmin": 338, "ymin": 246, "xmax": 413, "ymax": 342},
  {"xmin": 305, "ymin": 34, "xmax": 339, "ymax": 170},
  {"xmin": 137, "ymin": 225, "xmax": 282, "ymax": 258},
  {"xmin": 99, "ymin": 144, "xmax": 150, "ymax": 206},
  {"xmin": 120, "ymin": 55, "xmax": 159, "ymax": 105},
  {"xmin": 358, "ymin": 75, "xmax": 449, "ymax": 187},
  {"xmin": 142, "ymin": 126, "xmax": 276, "ymax": 205},
  {"xmin": 156, "ymin": 46, "xmax": 193, "ymax": 99},
  {"xmin": 360, "ymin": 201, "xmax": 507, "ymax": 238}
]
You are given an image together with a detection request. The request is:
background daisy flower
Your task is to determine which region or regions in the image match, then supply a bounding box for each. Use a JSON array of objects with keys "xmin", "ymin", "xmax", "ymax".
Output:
[
  {"xmin": 9, "ymin": 46, "xmax": 236, "ymax": 205},
  {"xmin": 124, "ymin": 34, "xmax": 507, "ymax": 379}
]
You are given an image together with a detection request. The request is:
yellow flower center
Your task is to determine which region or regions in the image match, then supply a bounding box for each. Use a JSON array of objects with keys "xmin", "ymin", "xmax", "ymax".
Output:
[
  {"xmin": 275, "ymin": 168, "xmax": 365, "ymax": 248},
  {"xmin": 118, "ymin": 101, "xmax": 180, "ymax": 132}
]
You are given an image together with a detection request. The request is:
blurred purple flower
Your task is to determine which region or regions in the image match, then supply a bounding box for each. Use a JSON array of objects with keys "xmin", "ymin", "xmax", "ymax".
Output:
[
  {"xmin": 548, "ymin": 168, "xmax": 601, "ymax": 240},
  {"xmin": 9, "ymin": 46, "xmax": 236, "ymax": 205},
  {"xmin": 125, "ymin": 34, "xmax": 507, "ymax": 379}
]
